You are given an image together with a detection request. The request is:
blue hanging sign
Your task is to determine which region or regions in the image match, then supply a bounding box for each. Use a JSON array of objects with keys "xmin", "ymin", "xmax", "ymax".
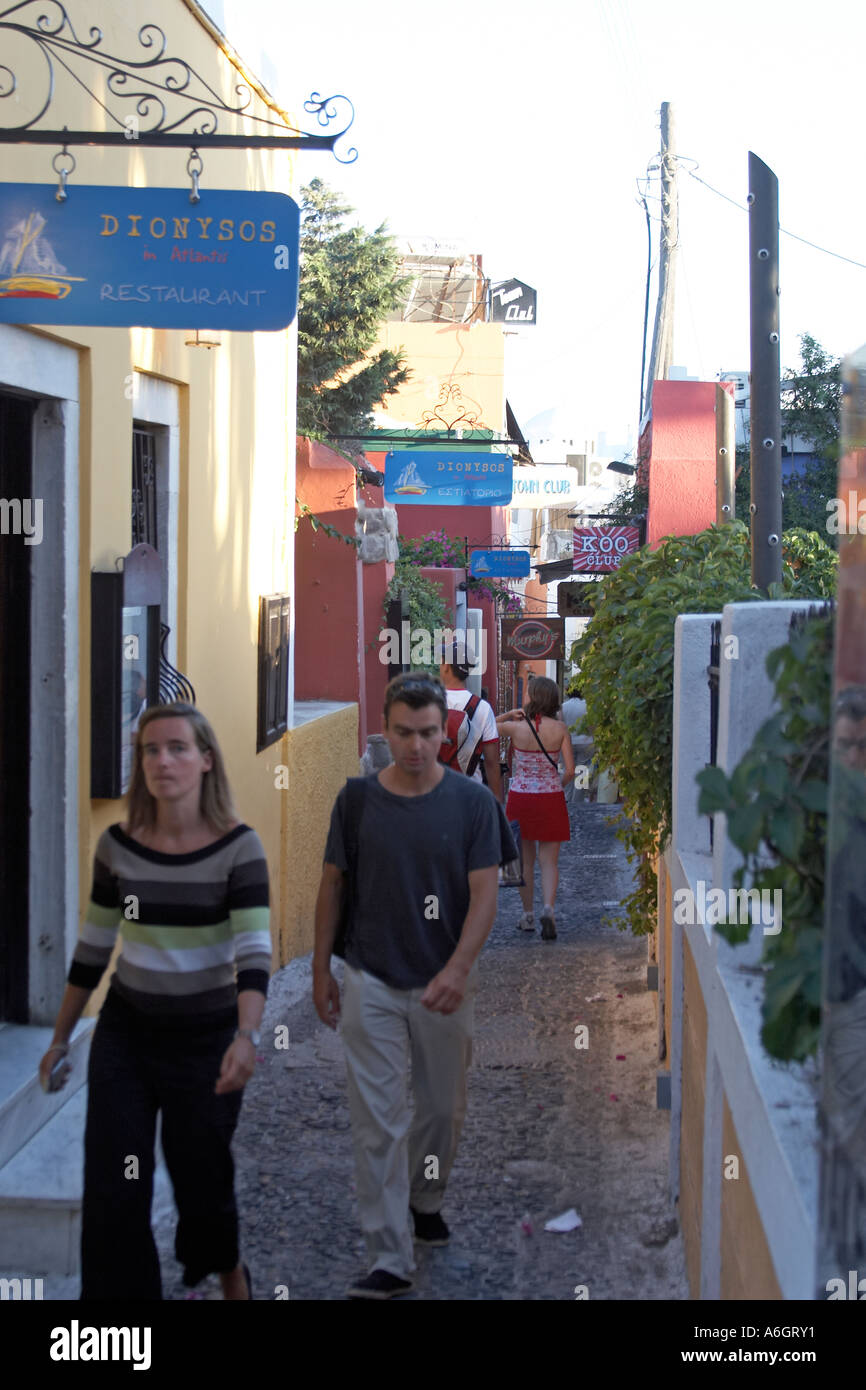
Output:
[
  {"xmin": 384, "ymin": 450, "xmax": 513, "ymax": 506},
  {"xmin": 470, "ymin": 549, "xmax": 531, "ymax": 578},
  {"xmin": 0, "ymin": 184, "xmax": 299, "ymax": 330}
]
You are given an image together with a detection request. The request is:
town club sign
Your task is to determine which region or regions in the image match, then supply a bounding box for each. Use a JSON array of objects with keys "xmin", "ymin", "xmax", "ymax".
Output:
[{"xmin": 0, "ymin": 184, "xmax": 300, "ymax": 330}]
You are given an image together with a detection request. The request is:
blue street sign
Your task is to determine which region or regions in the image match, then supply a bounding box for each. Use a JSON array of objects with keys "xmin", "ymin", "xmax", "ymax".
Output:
[
  {"xmin": 0, "ymin": 184, "xmax": 299, "ymax": 330},
  {"xmin": 384, "ymin": 450, "xmax": 513, "ymax": 506},
  {"xmin": 470, "ymin": 549, "xmax": 531, "ymax": 578}
]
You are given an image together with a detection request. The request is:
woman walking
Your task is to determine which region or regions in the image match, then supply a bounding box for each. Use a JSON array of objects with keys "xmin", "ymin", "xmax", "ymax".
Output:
[
  {"xmin": 497, "ymin": 677, "xmax": 574, "ymax": 940},
  {"xmin": 38, "ymin": 702, "xmax": 270, "ymax": 1300}
]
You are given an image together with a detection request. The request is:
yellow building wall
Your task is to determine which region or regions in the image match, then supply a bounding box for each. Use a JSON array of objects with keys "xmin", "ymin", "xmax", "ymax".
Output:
[
  {"xmin": 372, "ymin": 321, "xmax": 506, "ymax": 436},
  {"xmin": 720, "ymin": 1097, "xmax": 783, "ymax": 1299},
  {"xmin": 680, "ymin": 934, "xmax": 707, "ymax": 1298},
  {"xmin": 278, "ymin": 708, "xmax": 360, "ymax": 965},
  {"xmin": 2, "ymin": 0, "xmax": 357, "ymax": 1004}
]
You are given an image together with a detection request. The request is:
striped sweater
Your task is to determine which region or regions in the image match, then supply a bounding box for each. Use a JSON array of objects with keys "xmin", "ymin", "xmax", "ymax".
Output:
[{"xmin": 68, "ymin": 823, "xmax": 271, "ymax": 1023}]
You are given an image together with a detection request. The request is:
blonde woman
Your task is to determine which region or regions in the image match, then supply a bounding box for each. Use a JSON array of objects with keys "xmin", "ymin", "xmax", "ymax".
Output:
[
  {"xmin": 496, "ymin": 677, "xmax": 574, "ymax": 940},
  {"xmin": 38, "ymin": 702, "xmax": 270, "ymax": 1300}
]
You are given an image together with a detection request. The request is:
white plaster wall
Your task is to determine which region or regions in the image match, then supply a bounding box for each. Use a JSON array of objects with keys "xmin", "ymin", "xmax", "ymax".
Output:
[{"xmin": 667, "ymin": 599, "xmax": 822, "ymax": 1300}]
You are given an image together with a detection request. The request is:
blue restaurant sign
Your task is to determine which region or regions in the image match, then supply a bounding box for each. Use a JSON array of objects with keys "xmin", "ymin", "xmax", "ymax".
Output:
[
  {"xmin": 470, "ymin": 548, "xmax": 531, "ymax": 578},
  {"xmin": 384, "ymin": 450, "xmax": 513, "ymax": 506},
  {"xmin": 0, "ymin": 184, "xmax": 300, "ymax": 330}
]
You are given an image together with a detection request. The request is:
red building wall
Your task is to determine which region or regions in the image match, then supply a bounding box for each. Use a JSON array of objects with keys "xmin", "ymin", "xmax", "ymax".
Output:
[
  {"xmin": 646, "ymin": 381, "xmax": 719, "ymax": 548},
  {"xmin": 294, "ymin": 438, "xmax": 363, "ymax": 729}
]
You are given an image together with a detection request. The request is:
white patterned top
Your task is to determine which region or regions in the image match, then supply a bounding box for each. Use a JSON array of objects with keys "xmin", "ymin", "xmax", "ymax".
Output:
[{"xmin": 509, "ymin": 746, "xmax": 562, "ymax": 795}]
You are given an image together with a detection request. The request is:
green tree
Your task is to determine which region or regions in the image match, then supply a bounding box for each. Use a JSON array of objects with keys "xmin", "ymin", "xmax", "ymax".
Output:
[
  {"xmin": 297, "ymin": 180, "xmax": 411, "ymax": 439},
  {"xmin": 735, "ymin": 334, "xmax": 842, "ymax": 540}
]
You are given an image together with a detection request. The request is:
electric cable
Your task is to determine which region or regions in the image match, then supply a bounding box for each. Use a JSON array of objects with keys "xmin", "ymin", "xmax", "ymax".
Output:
[{"xmin": 684, "ymin": 165, "xmax": 866, "ymax": 272}]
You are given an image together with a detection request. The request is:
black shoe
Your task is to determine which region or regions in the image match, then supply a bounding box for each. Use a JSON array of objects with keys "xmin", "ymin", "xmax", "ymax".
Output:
[
  {"xmin": 540, "ymin": 909, "xmax": 557, "ymax": 941},
  {"xmin": 347, "ymin": 1269, "xmax": 414, "ymax": 1300},
  {"xmin": 411, "ymin": 1207, "xmax": 450, "ymax": 1246},
  {"xmin": 243, "ymin": 1263, "xmax": 253, "ymax": 1300}
]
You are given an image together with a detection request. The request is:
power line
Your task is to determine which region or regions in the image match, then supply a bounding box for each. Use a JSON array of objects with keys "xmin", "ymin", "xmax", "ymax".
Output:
[{"xmin": 684, "ymin": 167, "xmax": 866, "ymax": 272}]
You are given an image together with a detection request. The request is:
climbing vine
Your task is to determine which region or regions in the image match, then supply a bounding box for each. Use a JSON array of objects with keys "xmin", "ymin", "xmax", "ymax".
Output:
[
  {"xmin": 696, "ymin": 609, "xmax": 833, "ymax": 1062},
  {"xmin": 294, "ymin": 500, "xmax": 360, "ymax": 548}
]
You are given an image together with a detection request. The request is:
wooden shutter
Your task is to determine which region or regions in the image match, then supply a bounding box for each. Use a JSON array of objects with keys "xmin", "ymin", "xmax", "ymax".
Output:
[{"xmin": 257, "ymin": 593, "xmax": 290, "ymax": 751}]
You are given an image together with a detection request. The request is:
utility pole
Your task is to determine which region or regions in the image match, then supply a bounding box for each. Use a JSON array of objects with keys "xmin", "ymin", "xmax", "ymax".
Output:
[
  {"xmin": 645, "ymin": 102, "xmax": 678, "ymax": 416},
  {"xmin": 747, "ymin": 152, "xmax": 783, "ymax": 590}
]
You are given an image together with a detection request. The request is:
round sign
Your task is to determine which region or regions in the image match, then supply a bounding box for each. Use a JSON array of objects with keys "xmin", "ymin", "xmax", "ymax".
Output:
[{"xmin": 508, "ymin": 619, "xmax": 558, "ymax": 659}]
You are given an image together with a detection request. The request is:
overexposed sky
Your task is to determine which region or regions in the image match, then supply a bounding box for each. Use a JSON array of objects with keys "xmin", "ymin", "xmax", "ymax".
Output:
[{"xmin": 210, "ymin": 0, "xmax": 866, "ymax": 450}]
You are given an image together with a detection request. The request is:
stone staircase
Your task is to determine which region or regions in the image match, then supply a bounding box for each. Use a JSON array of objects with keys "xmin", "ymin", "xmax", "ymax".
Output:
[
  {"xmin": 0, "ymin": 1021, "xmax": 182, "ymax": 1297},
  {"xmin": 0, "ymin": 1021, "xmax": 94, "ymax": 1287}
]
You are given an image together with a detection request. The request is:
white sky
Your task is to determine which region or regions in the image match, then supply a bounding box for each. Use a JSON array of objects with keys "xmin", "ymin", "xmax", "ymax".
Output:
[{"xmin": 213, "ymin": 0, "xmax": 866, "ymax": 451}]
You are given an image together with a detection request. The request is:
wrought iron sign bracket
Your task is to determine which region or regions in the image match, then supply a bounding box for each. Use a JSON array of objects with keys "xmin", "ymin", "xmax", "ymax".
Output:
[{"xmin": 0, "ymin": 6, "xmax": 357, "ymax": 162}]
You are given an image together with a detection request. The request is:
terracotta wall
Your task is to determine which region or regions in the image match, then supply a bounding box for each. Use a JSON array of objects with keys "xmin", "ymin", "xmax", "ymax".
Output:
[
  {"xmin": 646, "ymin": 381, "xmax": 718, "ymax": 549},
  {"xmin": 294, "ymin": 438, "xmax": 361, "ymax": 708}
]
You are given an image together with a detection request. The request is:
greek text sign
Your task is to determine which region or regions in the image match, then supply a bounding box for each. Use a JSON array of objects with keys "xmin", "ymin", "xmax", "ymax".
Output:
[
  {"xmin": 469, "ymin": 548, "xmax": 531, "ymax": 578},
  {"xmin": 501, "ymin": 617, "xmax": 565, "ymax": 661},
  {"xmin": 384, "ymin": 451, "xmax": 513, "ymax": 506},
  {"xmin": 0, "ymin": 184, "xmax": 299, "ymax": 330},
  {"xmin": 573, "ymin": 525, "xmax": 641, "ymax": 572}
]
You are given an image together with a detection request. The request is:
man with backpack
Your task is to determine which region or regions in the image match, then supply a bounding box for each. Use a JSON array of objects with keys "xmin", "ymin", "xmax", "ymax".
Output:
[
  {"xmin": 312, "ymin": 673, "xmax": 503, "ymax": 1300},
  {"xmin": 438, "ymin": 643, "xmax": 503, "ymax": 802}
]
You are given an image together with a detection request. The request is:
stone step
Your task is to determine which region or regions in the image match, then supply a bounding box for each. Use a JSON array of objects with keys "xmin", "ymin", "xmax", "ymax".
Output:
[
  {"xmin": 0, "ymin": 1083, "xmax": 174, "ymax": 1278},
  {"xmin": 0, "ymin": 1087, "xmax": 87, "ymax": 1275},
  {"xmin": 0, "ymin": 1021, "xmax": 94, "ymax": 1169}
]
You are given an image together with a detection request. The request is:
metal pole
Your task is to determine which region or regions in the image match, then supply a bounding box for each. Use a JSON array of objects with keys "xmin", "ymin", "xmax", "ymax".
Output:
[
  {"xmin": 715, "ymin": 383, "xmax": 735, "ymax": 523},
  {"xmin": 748, "ymin": 152, "xmax": 783, "ymax": 590},
  {"xmin": 645, "ymin": 102, "xmax": 678, "ymax": 414}
]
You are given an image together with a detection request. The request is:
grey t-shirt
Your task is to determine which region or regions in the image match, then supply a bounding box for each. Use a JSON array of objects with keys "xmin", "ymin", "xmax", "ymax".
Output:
[{"xmin": 323, "ymin": 767, "xmax": 501, "ymax": 989}]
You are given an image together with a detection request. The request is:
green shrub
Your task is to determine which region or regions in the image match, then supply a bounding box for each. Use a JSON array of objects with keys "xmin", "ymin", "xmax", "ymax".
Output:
[{"xmin": 571, "ymin": 521, "xmax": 837, "ymax": 939}]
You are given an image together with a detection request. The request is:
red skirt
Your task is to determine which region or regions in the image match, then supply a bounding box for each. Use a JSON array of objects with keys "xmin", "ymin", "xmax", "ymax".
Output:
[{"xmin": 506, "ymin": 789, "xmax": 570, "ymax": 842}]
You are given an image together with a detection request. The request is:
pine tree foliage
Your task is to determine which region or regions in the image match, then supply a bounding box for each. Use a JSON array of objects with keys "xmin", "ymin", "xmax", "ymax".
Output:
[{"xmin": 297, "ymin": 179, "xmax": 411, "ymax": 439}]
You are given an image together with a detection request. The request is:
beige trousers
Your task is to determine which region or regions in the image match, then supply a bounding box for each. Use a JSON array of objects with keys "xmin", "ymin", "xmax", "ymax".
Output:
[{"xmin": 341, "ymin": 963, "xmax": 476, "ymax": 1278}]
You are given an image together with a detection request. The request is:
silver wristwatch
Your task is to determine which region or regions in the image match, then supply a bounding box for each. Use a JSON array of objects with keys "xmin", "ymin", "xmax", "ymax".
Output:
[{"xmin": 235, "ymin": 1027, "xmax": 261, "ymax": 1047}]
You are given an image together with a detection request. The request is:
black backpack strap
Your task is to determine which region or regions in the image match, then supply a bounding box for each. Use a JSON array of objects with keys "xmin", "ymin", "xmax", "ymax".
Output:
[
  {"xmin": 459, "ymin": 693, "xmax": 484, "ymax": 776},
  {"xmin": 342, "ymin": 777, "xmax": 367, "ymax": 870},
  {"xmin": 336, "ymin": 777, "xmax": 367, "ymax": 955}
]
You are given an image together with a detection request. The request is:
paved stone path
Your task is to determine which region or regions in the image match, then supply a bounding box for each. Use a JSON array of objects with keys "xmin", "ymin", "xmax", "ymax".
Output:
[{"xmin": 156, "ymin": 802, "xmax": 688, "ymax": 1301}]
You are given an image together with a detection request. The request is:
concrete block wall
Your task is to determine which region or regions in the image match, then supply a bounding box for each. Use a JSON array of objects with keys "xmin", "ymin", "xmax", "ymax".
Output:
[{"xmin": 665, "ymin": 600, "xmax": 822, "ymax": 1299}]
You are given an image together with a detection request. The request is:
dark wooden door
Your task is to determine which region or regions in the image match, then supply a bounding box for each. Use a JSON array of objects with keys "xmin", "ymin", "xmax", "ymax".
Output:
[{"xmin": 0, "ymin": 392, "xmax": 35, "ymax": 1020}]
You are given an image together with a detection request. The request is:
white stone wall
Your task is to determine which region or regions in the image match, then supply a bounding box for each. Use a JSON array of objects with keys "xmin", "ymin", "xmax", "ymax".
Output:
[{"xmin": 666, "ymin": 599, "xmax": 823, "ymax": 1299}]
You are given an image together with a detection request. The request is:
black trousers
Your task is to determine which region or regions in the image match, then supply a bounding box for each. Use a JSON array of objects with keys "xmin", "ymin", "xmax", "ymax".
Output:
[{"xmin": 80, "ymin": 1001, "xmax": 243, "ymax": 1300}]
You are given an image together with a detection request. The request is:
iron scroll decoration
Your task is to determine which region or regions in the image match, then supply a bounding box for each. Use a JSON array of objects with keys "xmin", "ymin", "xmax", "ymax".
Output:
[{"xmin": 0, "ymin": 2, "xmax": 357, "ymax": 162}]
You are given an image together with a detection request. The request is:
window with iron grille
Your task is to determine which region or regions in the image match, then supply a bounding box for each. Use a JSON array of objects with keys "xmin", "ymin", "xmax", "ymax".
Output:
[
  {"xmin": 132, "ymin": 427, "xmax": 158, "ymax": 550},
  {"xmin": 257, "ymin": 594, "xmax": 290, "ymax": 751}
]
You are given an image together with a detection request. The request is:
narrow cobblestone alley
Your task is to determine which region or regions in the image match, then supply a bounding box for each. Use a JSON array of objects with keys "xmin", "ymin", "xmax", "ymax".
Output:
[{"xmin": 156, "ymin": 802, "xmax": 689, "ymax": 1301}]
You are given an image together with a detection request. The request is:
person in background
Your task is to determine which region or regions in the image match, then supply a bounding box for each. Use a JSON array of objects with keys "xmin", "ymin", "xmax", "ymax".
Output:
[
  {"xmin": 38, "ymin": 702, "xmax": 269, "ymax": 1300},
  {"xmin": 439, "ymin": 643, "xmax": 503, "ymax": 802},
  {"xmin": 496, "ymin": 676, "xmax": 574, "ymax": 940}
]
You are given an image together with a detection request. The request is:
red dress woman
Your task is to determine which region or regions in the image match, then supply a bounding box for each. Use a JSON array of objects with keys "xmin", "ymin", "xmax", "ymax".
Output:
[{"xmin": 497, "ymin": 677, "xmax": 575, "ymax": 941}]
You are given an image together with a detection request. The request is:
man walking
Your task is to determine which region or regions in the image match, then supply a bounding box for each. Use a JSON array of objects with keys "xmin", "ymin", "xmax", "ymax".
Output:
[
  {"xmin": 439, "ymin": 642, "xmax": 503, "ymax": 802},
  {"xmin": 313, "ymin": 673, "xmax": 502, "ymax": 1299}
]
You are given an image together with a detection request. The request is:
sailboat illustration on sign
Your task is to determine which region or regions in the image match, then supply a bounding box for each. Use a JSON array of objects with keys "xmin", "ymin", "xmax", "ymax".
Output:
[
  {"xmin": 0, "ymin": 211, "xmax": 85, "ymax": 299},
  {"xmin": 392, "ymin": 459, "xmax": 430, "ymax": 495}
]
